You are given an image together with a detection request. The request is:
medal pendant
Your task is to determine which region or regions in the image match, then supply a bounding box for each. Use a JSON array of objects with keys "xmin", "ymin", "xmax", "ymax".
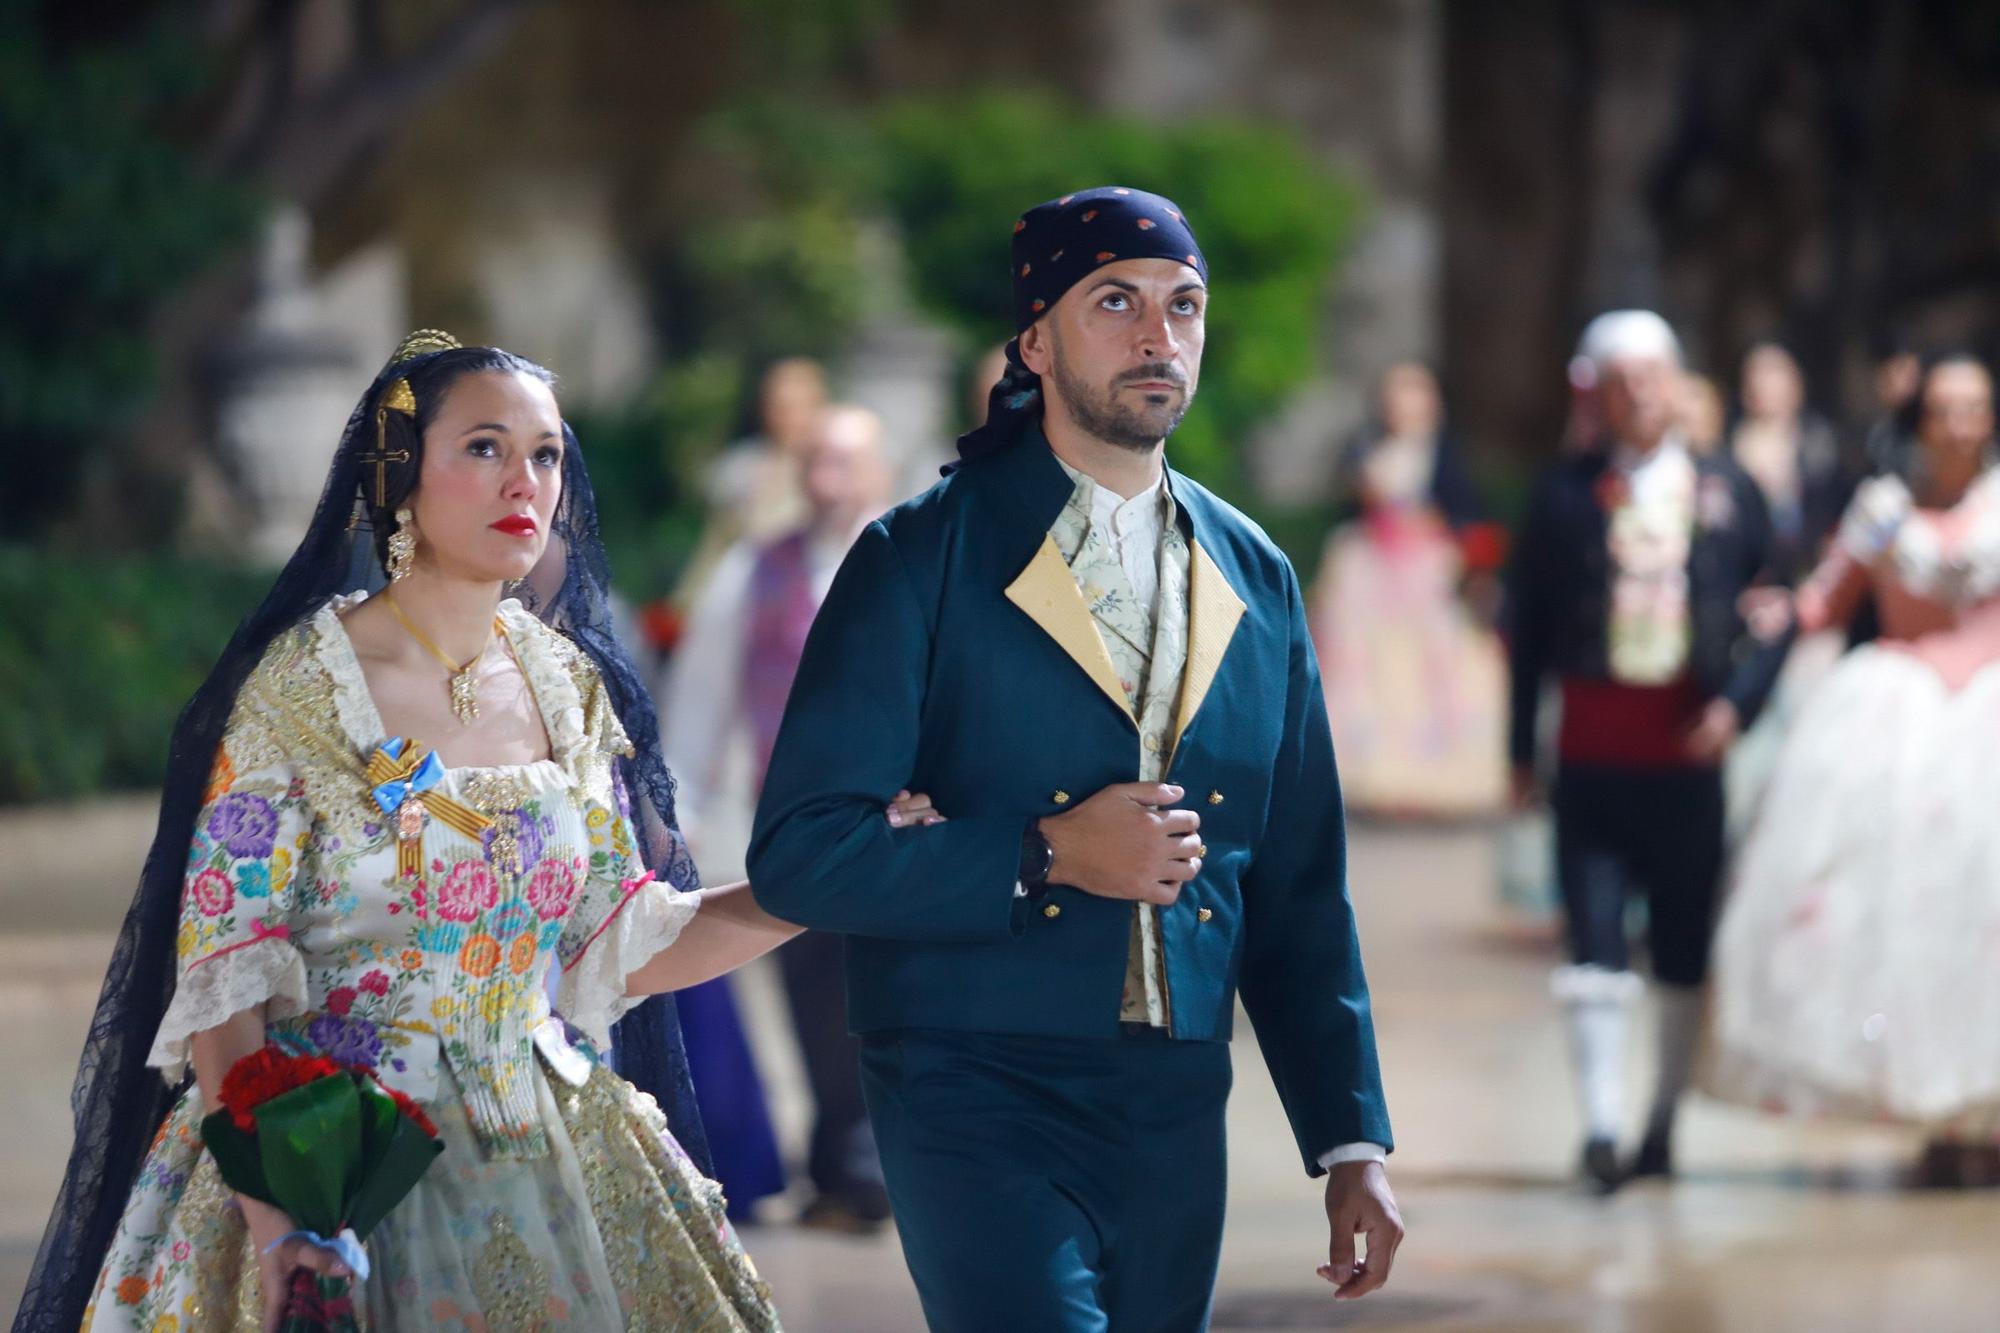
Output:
[
  {"xmin": 398, "ymin": 794, "xmax": 428, "ymax": 842},
  {"xmin": 396, "ymin": 794, "xmax": 427, "ymax": 880},
  {"xmin": 450, "ymin": 669, "xmax": 479, "ymax": 725}
]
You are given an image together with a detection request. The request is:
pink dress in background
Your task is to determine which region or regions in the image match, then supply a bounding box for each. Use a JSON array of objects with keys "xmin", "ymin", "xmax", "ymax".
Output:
[
  {"xmin": 1311, "ymin": 437, "xmax": 1506, "ymax": 817},
  {"xmin": 1710, "ymin": 469, "xmax": 2000, "ymax": 1130}
]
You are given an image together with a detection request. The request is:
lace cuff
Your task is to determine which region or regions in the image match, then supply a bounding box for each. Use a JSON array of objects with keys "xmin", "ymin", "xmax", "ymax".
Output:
[
  {"xmin": 556, "ymin": 876, "xmax": 700, "ymax": 1050},
  {"xmin": 147, "ymin": 935, "xmax": 309, "ymax": 1080}
]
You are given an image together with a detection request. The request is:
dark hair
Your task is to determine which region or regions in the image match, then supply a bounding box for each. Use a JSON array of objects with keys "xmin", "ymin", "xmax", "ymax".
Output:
[
  {"xmin": 12, "ymin": 339, "xmax": 709, "ymax": 1332},
  {"xmin": 1892, "ymin": 351, "xmax": 1990, "ymax": 443},
  {"xmin": 365, "ymin": 347, "xmax": 556, "ymax": 568}
]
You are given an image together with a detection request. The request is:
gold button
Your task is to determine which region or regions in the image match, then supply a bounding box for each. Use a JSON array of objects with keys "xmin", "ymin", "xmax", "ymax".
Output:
[
  {"xmin": 1196, "ymin": 843, "xmax": 1208, "ymax": 859},
  {"xmin": 1051, "ymin": 790, "xmax": 1070, "ymax": 805},
  {"xmin": 1043, "ymin": 903, "xmax": 1062, "ymax": 919},
  {"xmin": 1143, "ymin": 734, "xmax": 1161, "ymax": 753},
  {"xmin": 1197, "ymin": 908, "xmax": 1213, "ymax": 923},
  {"xmin": 1207, "ymin": 790, "xmax": 1224, "ymax": 806}
]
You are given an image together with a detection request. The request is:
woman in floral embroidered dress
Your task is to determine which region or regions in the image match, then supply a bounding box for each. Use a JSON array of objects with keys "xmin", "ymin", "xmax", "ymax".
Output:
[
  {"xmin": 1710, "ymin": 354, "xmax": 2000, "ymax": 1186},
  {"xmin": 16, "ymin": 333, "xmax": 936, "ymax": 1332}
]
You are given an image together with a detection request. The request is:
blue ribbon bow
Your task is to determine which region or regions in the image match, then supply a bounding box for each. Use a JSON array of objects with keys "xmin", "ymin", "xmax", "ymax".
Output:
[{"xmin": 371, "ymin": 736, "xmax": 445, "ymax": 817}]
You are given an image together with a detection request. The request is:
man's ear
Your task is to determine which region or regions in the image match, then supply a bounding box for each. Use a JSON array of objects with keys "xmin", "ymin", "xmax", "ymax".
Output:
[{"xmin": 1018, "ymin": 319, "xmax": 1054, "ymax": 378}]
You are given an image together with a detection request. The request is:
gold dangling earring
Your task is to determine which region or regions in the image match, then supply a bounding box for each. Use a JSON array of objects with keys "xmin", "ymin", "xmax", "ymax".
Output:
[{"xmin": 387, "ymin": 507, "xmax": 417, "ymax": 581}]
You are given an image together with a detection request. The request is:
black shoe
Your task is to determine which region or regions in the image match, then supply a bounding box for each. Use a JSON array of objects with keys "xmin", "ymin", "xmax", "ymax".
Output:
[
  {"xmin": 1630, "ymin": 1127, "xmax": 1673, "ymax": 1180},
  {"xmin": 1581, "ymin": 1136, "xmax": 1625, "ymax": 1194}
]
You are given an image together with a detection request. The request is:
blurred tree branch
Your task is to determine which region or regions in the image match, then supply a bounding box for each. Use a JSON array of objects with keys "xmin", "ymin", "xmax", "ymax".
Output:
[
  {"xmin": 1, "ymin": 0, "xmax": 532, "ymax": 544},
  {"xmin": 203, "ymin": 0, "xmax": 531, "ymax": 204}
]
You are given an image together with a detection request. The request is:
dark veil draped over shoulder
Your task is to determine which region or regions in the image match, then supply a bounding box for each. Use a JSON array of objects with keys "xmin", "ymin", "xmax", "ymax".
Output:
[{"xmin": 14, "ymin": 343, "xmax": 710, "ymax": 1332}]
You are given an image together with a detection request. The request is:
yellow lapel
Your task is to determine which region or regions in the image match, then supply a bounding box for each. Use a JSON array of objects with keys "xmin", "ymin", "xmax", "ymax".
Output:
[
  {"xmin": 1004, "ymin": 535, "xmax": 1135, "ymax": 723},
  {"xmin": 1170, "ymin": 539, "xmax": 1247, "ymax": 757}
]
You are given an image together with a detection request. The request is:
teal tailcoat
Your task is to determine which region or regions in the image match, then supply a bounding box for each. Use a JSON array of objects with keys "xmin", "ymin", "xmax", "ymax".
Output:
[{"xmin": 748, "ymin": 437, "xmax": 1392, "ymax": 1170}]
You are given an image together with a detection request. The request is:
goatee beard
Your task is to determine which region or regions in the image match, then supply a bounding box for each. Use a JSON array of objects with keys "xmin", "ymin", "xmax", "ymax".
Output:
[{"xmin": 1050, "ymin": 354, "xmax": 1190, "ymax": 452}]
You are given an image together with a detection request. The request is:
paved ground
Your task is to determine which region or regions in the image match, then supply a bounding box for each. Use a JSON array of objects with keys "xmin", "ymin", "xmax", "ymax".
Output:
[{"xmin": 1, "ymin": 799, "xmax": 1990, "ymax": 1330}]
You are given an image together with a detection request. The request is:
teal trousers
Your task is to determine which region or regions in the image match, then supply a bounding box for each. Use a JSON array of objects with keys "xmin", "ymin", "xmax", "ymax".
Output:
[{"xmin": 860, "ymin": 1028, "xmax": 1233, "ymax": 1332}]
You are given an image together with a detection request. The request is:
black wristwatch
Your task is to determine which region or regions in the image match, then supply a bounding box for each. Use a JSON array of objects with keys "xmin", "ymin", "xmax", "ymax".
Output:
[{"xmin": 1018, "ymin": 819, "xmax": 1056, "ymax": 899}]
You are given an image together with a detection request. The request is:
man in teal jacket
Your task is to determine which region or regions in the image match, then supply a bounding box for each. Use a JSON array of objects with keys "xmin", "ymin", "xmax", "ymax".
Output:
[{"xmin": 749, "ymin": 186, "xmax": 1402, "ymax": 1331}]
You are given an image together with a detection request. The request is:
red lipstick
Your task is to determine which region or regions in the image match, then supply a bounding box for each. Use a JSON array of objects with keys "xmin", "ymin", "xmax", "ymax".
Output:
[{"xmin": 491, "ymin": 514, "xmax": 538, "ymax": 537}]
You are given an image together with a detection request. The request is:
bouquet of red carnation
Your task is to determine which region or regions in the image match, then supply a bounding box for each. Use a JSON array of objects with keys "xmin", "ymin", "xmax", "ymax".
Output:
[{"xmin": 202, "ymin": 1045, "xmax": 444, "ymax": 1332}]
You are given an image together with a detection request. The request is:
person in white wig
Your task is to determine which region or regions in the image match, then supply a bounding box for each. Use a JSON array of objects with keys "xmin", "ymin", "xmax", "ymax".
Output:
[{"xmin": 1506, "ymin": 310, "xmax": 1789, "ymax": 1190}]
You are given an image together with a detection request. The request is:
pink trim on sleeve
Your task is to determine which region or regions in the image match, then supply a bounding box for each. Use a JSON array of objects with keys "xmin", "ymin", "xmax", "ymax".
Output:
[
  {"xmin": 186, "ymin": 919, "xmax": 292, "ymax": 972},
  {"xmin": 564, "ymin": 872, "xmax": 657, "ymax": 970}
]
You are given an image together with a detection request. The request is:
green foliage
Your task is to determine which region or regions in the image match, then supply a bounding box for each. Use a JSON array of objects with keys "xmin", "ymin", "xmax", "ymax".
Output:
[
  {"xmin": 0, "ymin": 549, "xmax": 273, "ymax": 803},
  {"xmin": 566, "ymin": 356, "xmax": 742, "ymax": 596},
  {"xmin": 874, "ymin": 93, "xmax": 1364, "ymax": 491},
  {"xmin": 720, "ymin": 0, "xmax": 895, "ymax": 81},
  {"xmin": 642, "ymin": 89, "xmax": 1363, "ymax": 557},
  {"xmin": 0, "ymin": 6, "xmax": 257, "ymax": 535}
]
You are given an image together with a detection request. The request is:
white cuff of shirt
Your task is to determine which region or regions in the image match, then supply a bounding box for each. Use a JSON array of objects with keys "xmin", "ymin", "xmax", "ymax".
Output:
[{"xmin": 1318, "ymin": 1142, "xmax": 1387, "ymax": 1170}]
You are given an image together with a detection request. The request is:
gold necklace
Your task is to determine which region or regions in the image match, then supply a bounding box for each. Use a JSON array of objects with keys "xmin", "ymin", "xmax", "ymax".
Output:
[{"xmin": 383, "ymin": 591, "xmax": 503, "ymax": 726}]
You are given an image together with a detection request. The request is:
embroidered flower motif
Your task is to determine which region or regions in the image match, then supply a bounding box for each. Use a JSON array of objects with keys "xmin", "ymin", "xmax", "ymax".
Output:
[
  {"xmin": 202, "ymin": 748, "xmax": 236, "ymax": 805},
  {"xmin": 490, "ymin": 902, "xmax": 532, "ymax": 941},
  {"xmin": 1136, "ymin": 218, "xmax": 1156, "ymax": 230},
  {"xmin": 435, "ymin": 860, "xmax": 498, "ymax": 923},
  {"xmin": 509, "ymin": 932, "xmax": 538, "ymax": 975},
  {"xmin": 116, "ymin": 1275, "xmax": 149, "ymax": 1305},
  {"xmin": 176, "ymin": 921, "xmax": 196, "ymax": 957},
  {"xmin": 190, "ymin": 869, "xmax": 233, "ymax": 917},
  {"xmin": 207, "ymin": 792, "xmax": 278, "ymax": 859},
  {"xmin": 235, "ymin": 862, "xmax": 271, "ymax": 900},
  {"xmin": 325, "ymin": 986, "xmax": 358, "ymax": 1016},
  {"xmin": 1013, "ymin": 218, "xmax": 1027, "ymax": 234},
  {"xmin": 526, "ymin": 859, "xmax": 579, "ymax": 920},
  {"xmin": 1095, "ymin": 251, "xmax": 1116, "ymax": 263},
  {"xmin": 1082, "ymin": 209, "xmax": 1099, "ymax": 222},
  {"xmin": 461, "ymin": 933, "xmax": 502, "ymax": 978},
  {"xmin": 400, "ymin": 948, "xmax": 423, "ymax": 972},
  {"xmin": 307, "ymin": 1013, "xmax": 382, "ymax": 1068},
  {"xmin": 1031, "ymin": 299, "xmax": 1046, "ymax": 313}
]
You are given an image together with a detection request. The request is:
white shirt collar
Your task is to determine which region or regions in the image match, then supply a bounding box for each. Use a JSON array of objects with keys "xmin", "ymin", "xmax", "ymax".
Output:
[{"xmin": 1054, "ymin": 456, "xmax": 1174, "ymax": 536}]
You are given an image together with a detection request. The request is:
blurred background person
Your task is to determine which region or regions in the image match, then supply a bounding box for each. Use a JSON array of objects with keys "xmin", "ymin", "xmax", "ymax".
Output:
[
  {"xmin": 1711, "ymin": 353, "xmax": 2000, "ymax": 1189},
  {"xmin": 665, "ymin": 404, "xmax": 899, "ymax": 1231},
  {"xmin": 677, "ymin": 358, "xmax": 831, "ymax": 607},
  {"xmin": 1311, "ymin": 360, "xmax": 1507, "ymax": 818},
  {"xmin": 1720, "ymin": 341, "xmax": 1857, "ymax": 839},
  {"xmin": 1677, "ymin": 372, "xmax": 1727, "ymax": 457},
  {"xmin": 1727, "ymin": 342, "xmax": 1852, "ymax": 586},
  {"xmin": 1861, "ymin": 346, "xmax": 1925, "ymax": 477},
  {"xmin": 1506, "ymin": 311, "xmax": 1784, "ymax": 1192}
]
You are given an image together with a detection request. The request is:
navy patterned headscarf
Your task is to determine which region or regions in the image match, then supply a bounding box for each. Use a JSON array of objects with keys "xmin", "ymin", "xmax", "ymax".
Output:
[{"xmin": 955, "ymin": 186, "xmax": 1208, "ymax": 464}]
